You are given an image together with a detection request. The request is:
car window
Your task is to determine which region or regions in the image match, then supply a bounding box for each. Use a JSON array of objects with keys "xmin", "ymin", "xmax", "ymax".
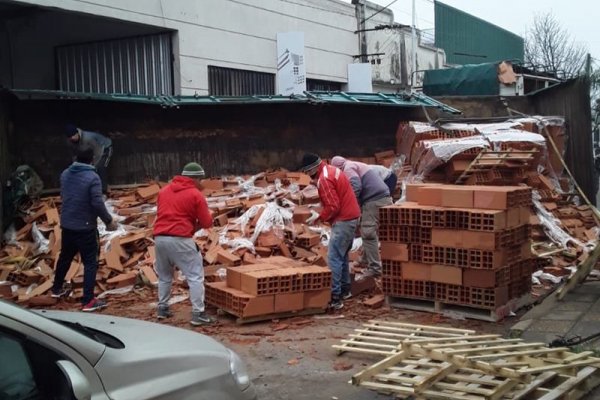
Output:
[{"xmin": 0, "ymin": 332, "xmax": 41, "ymax": 400}]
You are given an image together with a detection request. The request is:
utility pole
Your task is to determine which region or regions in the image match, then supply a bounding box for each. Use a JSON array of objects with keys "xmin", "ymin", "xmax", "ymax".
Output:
[
  {"xmin": 352, "ymin": 0, "xmax": 368, "ymax": 63},
  {"xmin": 411, "ymin": 0, "xmax": 417, "ymax": 89}
]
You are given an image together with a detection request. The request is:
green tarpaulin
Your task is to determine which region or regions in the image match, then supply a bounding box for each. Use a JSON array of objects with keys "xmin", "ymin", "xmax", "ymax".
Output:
[{"xmin": 423, "ymin": 63, "xmax": 500, "ymax": 96}]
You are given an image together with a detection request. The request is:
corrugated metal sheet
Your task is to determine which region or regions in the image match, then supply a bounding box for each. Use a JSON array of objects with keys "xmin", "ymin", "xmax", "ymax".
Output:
[
  {"xmin": 7, "ymin": 89, "xmax": 462, "ymax": 114},
  {"xmin": 208, "ymin": 66, "xmax": 275, "ymax": 96},
  {"xmin": 434, "ymin": 1, "xmax": 523, "ymax": 65},
  {"xmin": 56, "ymin": 33, "xmax": 173, "ymax": 95}
]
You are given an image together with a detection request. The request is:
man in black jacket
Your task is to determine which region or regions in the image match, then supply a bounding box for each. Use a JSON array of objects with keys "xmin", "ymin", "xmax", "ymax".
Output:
[{"xmin": 51, "ymin": 147, "xmax": 117, "ymax": 311}]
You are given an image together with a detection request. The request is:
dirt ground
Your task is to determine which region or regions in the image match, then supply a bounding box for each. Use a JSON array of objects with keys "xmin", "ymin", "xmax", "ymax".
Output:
[{"xmin": 45, "ymin": 286, "xmax": 512, "ymax": 399}]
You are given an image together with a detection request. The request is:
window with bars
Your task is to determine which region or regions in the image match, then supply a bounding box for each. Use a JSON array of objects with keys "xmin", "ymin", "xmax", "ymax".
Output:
[{"xmin": 208, "ymin": 66, "xmax": 275, "ymax": 96}]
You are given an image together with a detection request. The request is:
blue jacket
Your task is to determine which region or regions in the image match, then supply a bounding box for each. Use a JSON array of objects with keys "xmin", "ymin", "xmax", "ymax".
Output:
[{"xmin": 60, "ymin": 162, "xmax": 112, "ymax": 231}]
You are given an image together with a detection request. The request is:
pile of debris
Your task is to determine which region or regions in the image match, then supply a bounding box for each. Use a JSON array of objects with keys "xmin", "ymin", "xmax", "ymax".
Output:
[
  {"xmin": 0, "ymin": 170, "xmax": 368, "ymax": 313},
  {"xmin": 335, "ymin": 321, "xmax": 600, "ymax": 399}
]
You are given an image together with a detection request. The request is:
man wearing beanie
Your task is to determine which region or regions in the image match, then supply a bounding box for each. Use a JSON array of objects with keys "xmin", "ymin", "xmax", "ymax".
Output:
[
  {"xmin": 153, "ymin": 162, "xmax": 215, "ymax": 325},
  {"xmin": 299, "ymin": 153, "xmax": 361, "ymax": 310},
  {"xmin": 65, "ymin": 124, "xmax": 113, "ymax": 194}
]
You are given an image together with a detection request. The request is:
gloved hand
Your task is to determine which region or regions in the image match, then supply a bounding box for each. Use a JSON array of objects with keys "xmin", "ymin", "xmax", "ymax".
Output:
[
  {"xmin": 306, "ymin": 210, "xmax": 320, "ymax": 225},
  {"xmin": 105, "ymin": 220, "xmax": 119, "ymax": 231}
]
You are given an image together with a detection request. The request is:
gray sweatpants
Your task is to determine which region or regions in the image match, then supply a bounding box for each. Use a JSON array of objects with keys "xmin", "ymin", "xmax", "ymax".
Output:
[
  {"xmin": 155, "ymin": 236, "xmax": 205, "ymax": 313},
  {"xmin": 361, "ymin": 196, "xmax": 393, "ymax": 275}
]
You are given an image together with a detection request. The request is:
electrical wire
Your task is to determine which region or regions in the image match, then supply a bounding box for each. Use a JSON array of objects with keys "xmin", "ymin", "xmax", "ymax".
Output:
[{"xmin": 362, "ymin": 0, "xmax": 399, "ymax": 23}]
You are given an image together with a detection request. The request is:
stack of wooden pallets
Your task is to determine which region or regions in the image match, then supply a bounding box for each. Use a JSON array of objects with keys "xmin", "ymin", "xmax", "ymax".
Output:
[{"xmin": 334, "ymin": 321, "xmax": 600, "ymax": 400}]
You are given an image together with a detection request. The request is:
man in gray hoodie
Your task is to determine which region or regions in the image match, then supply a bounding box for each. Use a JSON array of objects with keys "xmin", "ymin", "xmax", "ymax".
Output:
[
  {"xmin": 51, "ymin": 147, "xmax": 117, "ymax": 311},
  {"xmin": 331, "ymin": 156, "xmax": 392, "ymax": 279},
  {"xmin": 66, "ymin": 124, "xmax": 113, "ymax": 194}
]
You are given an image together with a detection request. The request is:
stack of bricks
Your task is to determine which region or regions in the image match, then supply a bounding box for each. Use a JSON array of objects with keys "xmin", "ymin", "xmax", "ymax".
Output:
[
  {"xmin": 379, "ymin": 183, "xmax": 534, "ymax": 312},
  {"xmin": 205, "ymin": 256, "xmax": 331, "ymax": 319}
]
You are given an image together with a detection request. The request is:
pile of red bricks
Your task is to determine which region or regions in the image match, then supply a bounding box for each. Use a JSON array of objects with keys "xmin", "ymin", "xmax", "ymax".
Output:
[
  {"xmin": 205, "ymin": 256, "xmax": 331, "ymax": 319},
  {"xmin": 380, "ymin": 183, "xmax": 535, "ymax": 311}
]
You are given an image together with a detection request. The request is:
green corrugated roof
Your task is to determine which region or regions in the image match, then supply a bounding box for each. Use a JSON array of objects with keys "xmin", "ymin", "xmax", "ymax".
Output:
[{"xmin": 7, "ymin": 89, "xmax": 461, "ymax": 114}]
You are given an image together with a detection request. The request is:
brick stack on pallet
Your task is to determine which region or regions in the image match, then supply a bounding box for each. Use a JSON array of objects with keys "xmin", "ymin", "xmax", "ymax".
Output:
[
  {"xmin": 379, "ymin": 183, "xmax": 534, "ymax": 321},
  {"xmin": 205, "ymin": 256, "xmax": 331, "ymax": 322}
]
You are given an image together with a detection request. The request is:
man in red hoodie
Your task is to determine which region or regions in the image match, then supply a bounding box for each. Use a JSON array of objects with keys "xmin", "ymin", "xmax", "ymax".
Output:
[
  {"xmin": 300, "ymin": 153, "xmax": 361, "ymax": 310},
  {"xmin": 153, "ymin": 162, "xmax": 214, "ymax": 325}
]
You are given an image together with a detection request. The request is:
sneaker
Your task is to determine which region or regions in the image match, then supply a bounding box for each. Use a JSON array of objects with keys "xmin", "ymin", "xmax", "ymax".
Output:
[
  {"xmin": 51, "ymin": 288, "xmax": 71, "ymax": 298},
  {"xmin": 329, "ymin": 299, "xmax": 344, "ymax": 310},
  {"xmin": 82, "ymin": 298, "xmax": 108, "ymax": 312},
  {"xmin": 157, "ymin": 307, "xmax": 173, "ymax": 320},
  {"xmin": 342, "ymin": 291, "xmax": 352, "ymax": 300},
  {"xmin": 356, "ymin": 270, "xmax": 380, "ymax": 281},
  {"xmin": 190, "ymin": 311, "xmax": 215, "ymax": 326}
]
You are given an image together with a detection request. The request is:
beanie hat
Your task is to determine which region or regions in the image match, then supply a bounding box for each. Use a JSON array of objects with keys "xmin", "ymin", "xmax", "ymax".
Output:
[
  {"xmin": 65, "ymin": 123, "xmax": 79, "ymax": 137},
  {"xmin": 299, "ymin": 153, "xmax": 322, "ymax": 172},
  {"xmin": 181, "ymin": 162, "xmax": 205, "ymax": 177},
  {"xmin": 330, "ymin": 156, "xmax": 347, "ymax": 170}
]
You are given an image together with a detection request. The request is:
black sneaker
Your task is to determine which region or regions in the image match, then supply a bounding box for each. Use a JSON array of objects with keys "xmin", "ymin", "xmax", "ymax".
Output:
[
  {"xmin": 329, "ymin": 299, "xmax": 344, "ymax": 310},
  {"xmin": 342, "ymin": 291, "xmax": 352, "ymax": 300},
  {"xmin": 191, "ymin": 311, "xmax": 215, "ymax": 326},
  {"xmin": 157, "ymin": 307, "xmax": 173, "ymax": 320},
  {"xmin": 51, "ymin": 288, "xmax": 71, "ymax": 299}
]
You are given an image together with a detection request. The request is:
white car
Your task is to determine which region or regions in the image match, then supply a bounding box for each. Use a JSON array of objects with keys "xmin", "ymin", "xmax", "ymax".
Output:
[{"xmin": 0, "ymin": 300, "xmax": 257, "ymax": 400}]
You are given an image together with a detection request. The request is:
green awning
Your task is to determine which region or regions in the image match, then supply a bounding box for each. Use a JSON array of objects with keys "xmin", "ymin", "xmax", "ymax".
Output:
[{"xmin": 7, "ymin": 89, "xmax": 461, "ymax": 114}]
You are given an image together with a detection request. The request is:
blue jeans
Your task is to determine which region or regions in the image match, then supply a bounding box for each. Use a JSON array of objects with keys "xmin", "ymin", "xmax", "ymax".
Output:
[
  {"xmin": 53, "ymin": 228, "xmax": 99, "ymax": 305},
  {"xmin": 328, "ymin": 218, "xmax": 359, "ymax": 299}
]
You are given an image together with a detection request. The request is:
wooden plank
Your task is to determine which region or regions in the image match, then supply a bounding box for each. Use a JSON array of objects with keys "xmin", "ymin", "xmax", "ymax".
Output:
[
  {"xmin": 538, "ymin": 367, "xmax": 597, "ymax": 400},
  {"xmin": 352, "ymin": 350, "xmax": 410, "ymax": 385},
  {"xmin": 510, "ymin": 372, "xmax": 558, "ymax": 400}
]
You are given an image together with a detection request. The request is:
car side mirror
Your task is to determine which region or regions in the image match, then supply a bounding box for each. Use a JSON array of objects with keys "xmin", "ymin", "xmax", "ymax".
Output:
[{"xmin": 56, "ymin": 360, "xmax": 92, "ymax": 400}]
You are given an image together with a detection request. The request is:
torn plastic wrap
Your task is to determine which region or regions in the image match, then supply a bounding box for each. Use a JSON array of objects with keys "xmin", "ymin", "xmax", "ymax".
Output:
[
  {"xmin": 223, "ymin": 237, "xmax": 255, "ymax": 254},
  {"xmin": 234, "ymin": 202, "xmax": 294, "ymax": 244},
  {"xmin": 413, "ymin": 136, "xmax": 490, "ymax": 176},
  {"xmin": 3, "ymin": 224, "xmax": 17, "ymax": 245},
  {"xmin": 31, "ymin": 222, "xmax": 49, "ymax": 255},
  {"xmin": 307, "ymin": 226, "xmax": 331, "ymax": 247},
  {"xmin": 532, "ymin": 269, "xmax": 564, "ymax": 285},
  {"xmin": 532, "ymin": 191, "xmax": 584, "ymax": 248}
]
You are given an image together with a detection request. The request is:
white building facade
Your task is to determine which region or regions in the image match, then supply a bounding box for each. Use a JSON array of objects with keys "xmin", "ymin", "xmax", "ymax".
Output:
[{"xmin": 0, "ymin": 0, "xmax": 446, "ymax": 95}]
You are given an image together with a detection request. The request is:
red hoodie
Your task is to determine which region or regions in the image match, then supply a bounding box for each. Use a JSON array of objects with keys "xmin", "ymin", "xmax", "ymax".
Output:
[
  {"xmin": 316, "ymin": 162, "xmax": 361, "ymax": 224},
  {"xmin": 153, "ymin": 176, "xmax": 213, "ymax": 237}
]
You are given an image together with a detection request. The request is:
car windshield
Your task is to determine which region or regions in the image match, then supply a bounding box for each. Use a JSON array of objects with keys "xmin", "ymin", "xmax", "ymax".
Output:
[{"xmin": 53, "ymin": 320, "xmax": 125, "ymax": 349}]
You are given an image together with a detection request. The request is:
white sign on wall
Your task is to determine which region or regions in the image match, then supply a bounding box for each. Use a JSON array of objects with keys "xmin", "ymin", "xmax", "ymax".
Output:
[
  {"xmin": 276, "ymin": 32, "xmax": 306, "ymax": 95},
  {"xmin": 347, "ymin": 63, "xmax": 373, "ymax": 93}
]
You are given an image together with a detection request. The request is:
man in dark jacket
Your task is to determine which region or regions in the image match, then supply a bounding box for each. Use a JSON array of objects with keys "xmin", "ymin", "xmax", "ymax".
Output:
[
  {"xmin": 51, "ymin": 147, "xmax": 117, "ymax": 311},
  {"xmin": 153, "ymin": 162, "xmax": 215, "ymax": 325},
  {"xmin": 66, "ymin": 124, "xmax": 113, "ymax": 194},
  {"xmin": 331, "ymin": 156, "xmax": 392, "ymax": 278}
]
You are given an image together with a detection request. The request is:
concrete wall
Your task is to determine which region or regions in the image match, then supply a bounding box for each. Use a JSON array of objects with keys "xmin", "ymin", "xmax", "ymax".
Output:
[
  {"xmin": 8, "ymin": 97, "xmax": 424, "ymax": 188},
  {"xmin": 5, "ymin": 0, "xmax": 358, "ymax": 94}
]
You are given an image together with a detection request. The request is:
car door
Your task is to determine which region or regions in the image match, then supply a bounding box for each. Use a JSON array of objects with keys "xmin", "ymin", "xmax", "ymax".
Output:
[{"xmin": 0, "ymin": 315, "xmax": 110, "ymax": 400}]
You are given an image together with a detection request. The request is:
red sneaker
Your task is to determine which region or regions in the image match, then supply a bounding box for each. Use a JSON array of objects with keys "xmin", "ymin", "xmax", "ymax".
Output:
[{"xmin": 82, "ymin": 298, "xmax": 108, "ymax": 312}]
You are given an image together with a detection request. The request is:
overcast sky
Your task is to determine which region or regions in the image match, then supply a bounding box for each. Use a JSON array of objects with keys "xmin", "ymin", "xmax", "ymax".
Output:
[{"xmin": 342, "ymin": 0, "xmax": 599, "ymax": 62}]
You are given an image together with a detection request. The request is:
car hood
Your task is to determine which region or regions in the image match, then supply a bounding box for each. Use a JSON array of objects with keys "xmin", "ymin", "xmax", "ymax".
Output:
[{"xmin": 38, "ymin": 310, "xmax": 234, "ymax": 399}]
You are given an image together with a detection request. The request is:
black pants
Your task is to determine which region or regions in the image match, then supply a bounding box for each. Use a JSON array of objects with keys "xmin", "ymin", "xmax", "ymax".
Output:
[
  {"xmin": 384, "ymin": 173, "xmax": 398, "ymax": 196},
  {"xmin": 96, "ymin": 146, "xmax": 112, "ymax": 194},
  {"xmin": 52, "ymin": 228, "xmax": 99, "ymax": 305}
]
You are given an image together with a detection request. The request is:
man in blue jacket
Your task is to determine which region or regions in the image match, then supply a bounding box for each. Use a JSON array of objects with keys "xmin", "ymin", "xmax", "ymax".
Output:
[
  {"xmin": 66, "ymin": 124, "xmax": 113, "ymax": 194},
  {"xmin": 51, "ymin": 147, "xmax": 118, "ymax": 311}
]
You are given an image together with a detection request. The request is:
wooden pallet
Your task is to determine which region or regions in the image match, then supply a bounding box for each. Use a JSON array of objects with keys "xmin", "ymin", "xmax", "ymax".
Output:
[
  {"xmin": 340, "ymin": 322, "xmax": 600, "ymax": 400},
  {"xmin": 557, "ymin": 241, "xmax": 600, "ymax": 300},
  {"xmin": 354, "ymin": 354, "xmax": 600, "ymax": 400},
  {"xmin": 455, "ymin": 150, "xmax": 538, "ymax": 184},
  {"xmin": 217, "ymin": 307, "xmax": 326, "ymax": 324},
  {"xmin": 402, "ymin": 335, "xmax": 600, "ymax": 380},
  {"xmin": 333, "ymin": 320, "xmax": 475, "ymax": 357},
  {"xmin": 387, "ymin": 292, "xmax": 534, "ymax": 322}
]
